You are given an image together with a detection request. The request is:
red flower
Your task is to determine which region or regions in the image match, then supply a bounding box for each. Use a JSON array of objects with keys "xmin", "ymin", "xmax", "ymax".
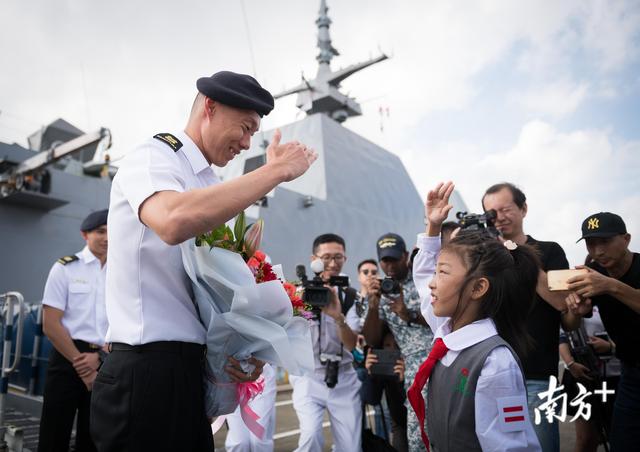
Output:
[
  {"xmin": 247, "ymin": 257, "xmax": 260, "ymax": 270},
  {"xmin": 283, "ymin": 282, "xmax": 297, "ymax": 298},
  {"xmin": 261, "ymin": 262, "xmax": 278, "ymax": 282},
  {"xmin": 461, "ymin": 368, "xmax": 469, "ymax": 377},
  {"xmin": 253, "ymin": 250, "xmax": 266, "ymax": 263}
]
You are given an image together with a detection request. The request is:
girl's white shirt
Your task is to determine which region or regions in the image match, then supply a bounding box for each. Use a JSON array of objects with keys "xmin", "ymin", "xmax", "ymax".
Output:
[{"xmin": 413, "ymin": 234, "xmax": 541, "ymax": 452}]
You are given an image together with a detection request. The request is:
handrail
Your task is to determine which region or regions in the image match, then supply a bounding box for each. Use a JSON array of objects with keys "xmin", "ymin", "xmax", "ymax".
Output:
[
  {"xmin": 0, "ymin": 291, "xmax": 26, "ymax": 431},
  {"xmin": 1, "ymin": 293, "xmax": 25, "ymax": 374}
]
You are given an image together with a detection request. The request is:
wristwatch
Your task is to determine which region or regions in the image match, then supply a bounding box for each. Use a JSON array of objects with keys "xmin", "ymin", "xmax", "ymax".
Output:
[
  {"xmin": 563, "ymin": 360, "xmax": 575, "ymax": 370},
  {"xmin": 407, "ymin": 310, "xmax": 419, "ymax": 326}
]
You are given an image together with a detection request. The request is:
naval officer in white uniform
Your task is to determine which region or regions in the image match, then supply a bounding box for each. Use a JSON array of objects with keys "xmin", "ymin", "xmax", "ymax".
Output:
[
  {"xmin": 89, "ymin": 71, "xmax": 317, "ymax": 452},
  {"xmin": 38, "ymin": 209, "xmax": 109, "ymax": 452}
]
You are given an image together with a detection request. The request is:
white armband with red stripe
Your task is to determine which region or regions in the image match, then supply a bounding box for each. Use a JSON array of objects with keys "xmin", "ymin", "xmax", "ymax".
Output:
[{"xmin": 496, "ymin": 395, "xmax": 528, "ymax": 432}]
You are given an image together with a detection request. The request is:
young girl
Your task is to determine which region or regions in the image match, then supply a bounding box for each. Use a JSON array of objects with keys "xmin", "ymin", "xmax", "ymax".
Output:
[{"xmin": 409, "ymin": 181, "xmax": 542, "ymax": 452}]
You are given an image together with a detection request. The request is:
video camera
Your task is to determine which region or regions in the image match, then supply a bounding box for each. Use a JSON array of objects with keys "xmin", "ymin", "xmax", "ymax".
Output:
[
  {"xmin": 456, "ymin": 209, "xmax": 500, "ymax": 238},
  {"xmin": 295, "ymin": 261, "xmax": 349, "ymax": 309}
]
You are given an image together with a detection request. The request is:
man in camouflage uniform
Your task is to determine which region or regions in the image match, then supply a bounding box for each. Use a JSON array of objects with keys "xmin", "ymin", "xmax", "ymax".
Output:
[{"xmin": 363, "ymin": 233, "xmax": 434, "ymax": 452}]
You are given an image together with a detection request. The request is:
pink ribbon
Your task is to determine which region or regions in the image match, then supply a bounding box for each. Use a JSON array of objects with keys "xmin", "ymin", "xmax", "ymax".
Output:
[
  {"xmin": 209, "ymin": 376, "xmax": 266, "ymax": 438},
  {"xmin": 237, "ymin": 376, "xmax": 266, "ymax": 439}
]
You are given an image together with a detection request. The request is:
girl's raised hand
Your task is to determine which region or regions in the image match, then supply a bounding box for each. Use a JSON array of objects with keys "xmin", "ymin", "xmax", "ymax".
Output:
[{"xmin": 425, "ymin": 181, "xmax": 455, "ymax": 235}]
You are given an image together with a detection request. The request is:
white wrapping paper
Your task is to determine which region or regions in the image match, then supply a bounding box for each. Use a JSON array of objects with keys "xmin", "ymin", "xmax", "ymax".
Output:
[{"xmin": 180, "ymin": 240, "xmax": 314, "ymax": 416}]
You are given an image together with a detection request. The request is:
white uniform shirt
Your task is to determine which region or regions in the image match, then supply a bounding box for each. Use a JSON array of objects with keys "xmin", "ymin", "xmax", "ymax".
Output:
[
  {"xmin": 310, "ymin": 291, "xmax": 361, "ymax": 370},
  {"xmin": 106, "ymin": 131, "xmax": 218, "ymax": 345},
  {"xmin": 413, "ymin": 233, "xmax": 541, "ymax": 451},
  {"xmin": 42, "ymin": 246, "xmax": 108, "ymax": 345}
]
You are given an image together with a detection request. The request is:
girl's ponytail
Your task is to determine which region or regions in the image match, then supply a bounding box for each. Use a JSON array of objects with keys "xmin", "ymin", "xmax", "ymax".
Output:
[{"xmin": 493, "ymin": 243, "xmax": 540, "ymax": 359}]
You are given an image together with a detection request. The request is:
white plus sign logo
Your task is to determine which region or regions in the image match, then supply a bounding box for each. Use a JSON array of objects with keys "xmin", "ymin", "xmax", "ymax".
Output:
[{"xmin": 594, "ymin": 381, "xmax": 615, "ymax": 403}]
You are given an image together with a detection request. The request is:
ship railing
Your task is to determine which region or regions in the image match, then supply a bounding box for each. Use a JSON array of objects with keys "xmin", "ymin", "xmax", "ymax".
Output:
[{"xmin": 0, "ymin": 292, "xmax": 26, "ymax": 450}]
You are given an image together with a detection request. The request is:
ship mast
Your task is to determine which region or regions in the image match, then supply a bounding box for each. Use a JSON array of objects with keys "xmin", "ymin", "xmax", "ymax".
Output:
[{"xmin": 274, "ymin": 0, "xmax": 388, "ymax": 123}]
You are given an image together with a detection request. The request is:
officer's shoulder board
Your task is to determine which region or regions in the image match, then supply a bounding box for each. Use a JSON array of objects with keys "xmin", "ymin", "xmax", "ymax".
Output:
[
  {"xmin": 56, "ymin": 255, "xmax": 79, "ymax": 266},
  {"xmin": 153, "ymin": 133, "xmax": 183, "ymax": 152}
]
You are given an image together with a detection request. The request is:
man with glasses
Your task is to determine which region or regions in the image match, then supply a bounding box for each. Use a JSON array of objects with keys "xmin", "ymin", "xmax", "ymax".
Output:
[
  {"xmin": 482, "ymin": 182, "xmax": 582, "ymax": 452},
  {"xmin": 362, "ymin": 232, "xmax": 433, "ymax": 452},
  {"xmin": 357, "ymin": 259, "xmax": 379, "ymax": 299},
  {"xmin": 289, "ymin": 233, "xmax": 362, "ymax": 452}
]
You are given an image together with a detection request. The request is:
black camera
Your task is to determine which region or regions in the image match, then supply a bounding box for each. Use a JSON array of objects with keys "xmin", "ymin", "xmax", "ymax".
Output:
[
  {"xmin": 323, "ymin": 358, "xmax": 340, "ymax": 388},
  {"xmin": 456, "ymin": 210, "xmax": 500, "ymax": 238},
  {"xmin": 295, "ymin": 263, "xmax": 349, "ymax": 308},
  {"xmin": 380, "ymin": 277, "xmax": 401, "ymax": 296},
  {"xmin": 567, "ymin": 328, "xmax": 601, "ymax": 380}
]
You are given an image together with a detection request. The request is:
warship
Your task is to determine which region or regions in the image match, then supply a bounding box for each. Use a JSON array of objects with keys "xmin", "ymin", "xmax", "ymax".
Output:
[
  {"xmin": 0, "ymin": 1, "xmax": 467, "ymax": 450},
  {"xmin": 0, "ymin": 120, "xmax": 112, "ymax": 450}
]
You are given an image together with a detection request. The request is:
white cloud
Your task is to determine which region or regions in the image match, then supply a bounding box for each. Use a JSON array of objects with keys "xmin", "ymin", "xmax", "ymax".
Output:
[
  {"xmin": 512, "ymin": 80, "xmax": 589, "ymax": 117},
  {"xmin": 1, "ymin": 0, "xmax": 639, "ymax": 267},
  {"xmin": 403, "ymin": 120, "xmax": 640, "ymax": 266},
  {"xmin": 582, "ymin": 0, "xmax": 640, "ymax": 73}
]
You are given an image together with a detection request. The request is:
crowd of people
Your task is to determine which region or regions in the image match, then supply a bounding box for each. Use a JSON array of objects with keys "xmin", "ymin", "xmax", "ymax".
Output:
[{"xmin": 36, "ymin": 71, "xmax": 639, "ymax": 452}]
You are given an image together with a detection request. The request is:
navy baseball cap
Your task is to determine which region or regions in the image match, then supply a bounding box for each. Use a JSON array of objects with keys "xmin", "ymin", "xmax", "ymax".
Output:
[
  {"xmin": 577, "ymin": 212, "xmax": 627, "ymax": 242},
  {"xmin": 377, "ymin": 233, "xmax": 407, "ymax": 260},
  {"xmin": 196, "ymin": 71, "xmax": 274, "ymax": 117}
]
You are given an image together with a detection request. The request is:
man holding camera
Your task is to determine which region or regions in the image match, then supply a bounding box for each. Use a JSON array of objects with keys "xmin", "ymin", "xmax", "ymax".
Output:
[
  {"xmin": 566, "ymin": 212, "xmax": 640, "ymax": 451},
  {"xmin": 482, "ymin": 182, "xmax": 582, "ymax": 452},
  {"xmin": 289, "ymin": 233, "xmax": 362, "ymax": 452},
  {"xmin": 362, "ymin": 232, "xmax": 433, "ymax": 452}
]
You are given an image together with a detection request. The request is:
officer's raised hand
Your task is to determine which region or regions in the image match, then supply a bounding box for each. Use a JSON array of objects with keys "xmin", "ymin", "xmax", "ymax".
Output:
[{"xmin": 266, "ymin": 129, "xmax": 318, "ymax": 182}]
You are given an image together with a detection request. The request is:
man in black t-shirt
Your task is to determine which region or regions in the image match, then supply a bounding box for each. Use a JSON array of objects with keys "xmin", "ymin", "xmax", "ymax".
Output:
[
  {"xmin": 483, "ymin": 182, "xmax": 582, "ymax": 452},
  {"xmin": 567, "ymin": 212, "xmax": 640, "ymax": 451}
]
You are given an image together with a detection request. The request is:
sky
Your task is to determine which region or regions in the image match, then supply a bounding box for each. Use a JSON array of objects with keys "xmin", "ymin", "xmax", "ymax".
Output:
[{"xmin": 1, "ymin": 0, "xmax": 639, "ymax": 266}]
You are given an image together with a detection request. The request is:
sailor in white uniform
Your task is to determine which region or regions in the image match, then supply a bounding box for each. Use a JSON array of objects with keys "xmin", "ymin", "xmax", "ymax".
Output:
[
  {"xmin": 224, "ymin": 363, "xmax": 278, "ymax": 451},
  {"xmin": 89, "ymin": 71, "xmax": 317, "ymax": 452},
  {"xmin": 38, "ymin": 209, "xmax": 109, "ymax": 452}
]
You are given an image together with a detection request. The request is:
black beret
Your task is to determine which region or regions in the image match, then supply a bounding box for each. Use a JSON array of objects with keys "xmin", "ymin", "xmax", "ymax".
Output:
[
  {"xmin": 81, "ymin": 209, "xmax": 108, "ymax": 232},
  {"xmin": 196, "ymin": 71, "xmax": 274, "ymax": 117}
]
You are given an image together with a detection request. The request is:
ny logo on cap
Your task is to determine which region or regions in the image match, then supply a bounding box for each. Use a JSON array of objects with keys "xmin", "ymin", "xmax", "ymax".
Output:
[{"xmin": 587, "ymin": 218, "xmax": 600, "ymax": 230}]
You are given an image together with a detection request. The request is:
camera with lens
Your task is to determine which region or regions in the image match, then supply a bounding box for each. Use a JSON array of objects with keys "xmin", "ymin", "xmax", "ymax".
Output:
[
  {"xmin": 321, "ymin": 355, "xmax": 341, "ymax": 388},
  {"xmin": 296, "ymin": 262, "xmax": 349, "ymax": 309},
  {"xmin": 456, "ymin": 209, "xmax": 500, "ymax": 238},
  {"xmin": 379, "ymin": 277, "xmax": 401, "ymax": 297}
]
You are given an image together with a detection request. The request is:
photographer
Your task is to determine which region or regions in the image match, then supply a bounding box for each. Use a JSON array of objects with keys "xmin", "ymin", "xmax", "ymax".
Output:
[
  {"xmin": 482, "ymin": 182, "xmax": 582, "ymax": 452},
  {"xmin": 363, "ymin": 330, "xmax": 408, "ymax": 451},
  {"xmin": 559, "ymin": 305, "xmax": 620, "ymax": 452},
  {"xmin": 566, "ymin": 212, "xmax": 640, "ymax": 451},
  {"xmin": 289, "ymin": 233, "xmax": 362, "ymax": 452},
  {"xmin": 362, "ymin": 233, "xmax": 434, "ymax": 452}
]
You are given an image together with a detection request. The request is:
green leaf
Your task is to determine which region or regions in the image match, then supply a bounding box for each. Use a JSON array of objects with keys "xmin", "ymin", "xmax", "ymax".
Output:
[{"xmin": 234, "ymin": 211, "xmax": 246, "ymax": 247}]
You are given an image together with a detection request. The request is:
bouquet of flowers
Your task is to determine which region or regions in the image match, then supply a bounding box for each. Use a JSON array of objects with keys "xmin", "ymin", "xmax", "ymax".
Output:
[
  {"xmin": 180, "ymin": 212, "xmax": 314, "ymax": 420},
  {"xmin": 246, "ymin": 250, "xmax": 313, "ymax": 320}
]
